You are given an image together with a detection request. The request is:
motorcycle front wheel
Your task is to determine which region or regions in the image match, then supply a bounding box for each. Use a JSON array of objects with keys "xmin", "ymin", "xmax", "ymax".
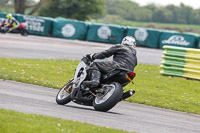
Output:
[
  {"xmin": 93, "ymin": 82, "xmax": 123, "ymax": 112},
  {"xmin": 56, "ymin": 79, "xmax": 73, "ymax": 105},
  {"xmin": 20, "ymin": 29, "xmax": 29, "ymax": 36}
]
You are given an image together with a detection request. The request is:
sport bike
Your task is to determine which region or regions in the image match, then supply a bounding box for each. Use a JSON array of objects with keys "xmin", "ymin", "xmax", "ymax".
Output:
[
  {"xmin": 0, "ymin": 22, "xmax": 29, "ymax": 36},
  {"xmin": 56, "ymin": 56, "xmax": 136, "ymax": 112}
]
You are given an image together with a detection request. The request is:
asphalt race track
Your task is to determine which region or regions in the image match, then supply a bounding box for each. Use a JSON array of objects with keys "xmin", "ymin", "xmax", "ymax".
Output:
[
  {"xmin": 0, "ymin": 34, "xmax": 200, "ymax": 133},
  {"xmin": 0, "ymin": 34, "xmax": 163, "ymax": 64}
]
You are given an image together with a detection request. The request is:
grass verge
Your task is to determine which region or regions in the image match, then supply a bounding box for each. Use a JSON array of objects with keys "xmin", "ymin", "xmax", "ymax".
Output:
[
  {"xmin": 0, "ymin": 109, "xmax": 132, "ymax": 133},
  {"xmin": 0, "ymin": 57, "xmax": 200, "ymax": 114}
]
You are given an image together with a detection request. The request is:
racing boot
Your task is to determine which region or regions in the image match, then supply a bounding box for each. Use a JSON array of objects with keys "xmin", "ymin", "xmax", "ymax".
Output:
[{"xmin": 83, "ymin": 70, "xmax": 101, "ymax": 89}]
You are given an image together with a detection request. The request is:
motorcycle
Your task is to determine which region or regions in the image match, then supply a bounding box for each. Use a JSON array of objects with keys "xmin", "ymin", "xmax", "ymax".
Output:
[
  {"xmin": 56, "ymin": 56, "xmax": 136, "ymax": 112},
  {"xmin": 0, "ymin": 22, "xmax": 29, "ymax": 36}
]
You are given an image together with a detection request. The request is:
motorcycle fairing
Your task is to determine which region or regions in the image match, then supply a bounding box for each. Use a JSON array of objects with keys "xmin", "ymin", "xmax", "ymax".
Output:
[
  {"xmin": 18, "ymin": 23, "xmax": 27, "ymax": 29},
  {"xmin": 72, "ymin": 58, "xmax": 88, "ymax": 89}
]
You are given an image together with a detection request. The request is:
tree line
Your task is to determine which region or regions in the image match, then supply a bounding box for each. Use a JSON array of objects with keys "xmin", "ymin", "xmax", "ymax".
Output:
[
  {"xmin": 106, "ymin": 0, "xmax": 200, "ymax": 25},
  {"xmin": 1, "ymin": 0, "xmax": 200, "ymax": 25},
  {"xmin": 0, "ymin": 0, "xmax": 105, "ymax": 20}
]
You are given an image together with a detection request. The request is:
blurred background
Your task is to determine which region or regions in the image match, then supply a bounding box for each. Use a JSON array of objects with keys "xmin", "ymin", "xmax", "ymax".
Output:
[
  {"xmin": 1, "ymin": 0, "xmax": 200, "ymax": 49},
  {"xmin": 1, "ymin": 0, "xmax": 200, "ymax": 33}
]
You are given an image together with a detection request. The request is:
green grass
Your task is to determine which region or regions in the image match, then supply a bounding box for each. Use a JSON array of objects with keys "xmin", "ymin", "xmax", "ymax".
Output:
[
  {"xmin": 127, "ymin": 64, "xmax": 200, "ymax": 114},
  {"xmin": 0, "ymin": 57, "xmax": 200, "ymax": 114},
  {"xmin": 0, "ymin": 109, "xmax": 132, "ymax": 133},
  {"xmin": 0, "ymin": 58, "xmax": 77, "ymax": 88}
]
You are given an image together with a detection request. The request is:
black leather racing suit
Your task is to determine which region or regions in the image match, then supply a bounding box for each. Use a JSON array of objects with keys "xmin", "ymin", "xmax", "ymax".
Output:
[{"xmin": 91, "ymin": 44, "xmax": 137, "ymax": 74}]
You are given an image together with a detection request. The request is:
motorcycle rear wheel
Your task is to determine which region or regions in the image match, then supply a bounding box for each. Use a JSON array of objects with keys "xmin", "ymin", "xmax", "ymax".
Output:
[
  {"xmin": 93, "ymin": 82, "xmax": 123, "ymax": 112},
  {"xmin": 56, "ymin": 79, "xmax": 73, "ymax": 105},
  {"xmin": 0, "ymin": 27, "xmax": 7, "ymax": 33}
]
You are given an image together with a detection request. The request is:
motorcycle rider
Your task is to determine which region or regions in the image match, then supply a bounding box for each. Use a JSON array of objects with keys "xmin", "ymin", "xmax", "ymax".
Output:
[
  {"xmin": 83, "ymin": 36, "xmax": 137, "ymax": 89},
  {"xmin": 1, "ymin": 13, "xmax": 20, "ymax": 32}
]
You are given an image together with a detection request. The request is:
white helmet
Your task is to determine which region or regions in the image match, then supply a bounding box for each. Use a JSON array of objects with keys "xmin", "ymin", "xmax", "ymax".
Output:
[{"xmin": 121, "ymin": 36, "xmax": 136, "ymax": 48}]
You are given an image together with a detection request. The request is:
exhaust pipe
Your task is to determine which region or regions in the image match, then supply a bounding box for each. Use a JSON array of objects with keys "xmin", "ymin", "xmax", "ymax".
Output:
[{"xmin": 122, "ymin": 89, "xmax": 135, "ymax": 100}]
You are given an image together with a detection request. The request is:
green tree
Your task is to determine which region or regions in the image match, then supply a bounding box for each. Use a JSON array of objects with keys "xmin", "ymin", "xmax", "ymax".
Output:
[
  {"xmin": 99, "ymin": 0, "xmax": 200, "ymax": 25},
  {"xmin": 179, "ymin": 3, "xmax": 193, "ymax": 24},
  {"xmin": 191, "ymin": 9, "xmax": 200, "ymax": 24},
  {"xmin": 106, "ymin": 0, "xmax": 140, "ymax": 21},
  {"xmin": 38, "ymin": 0, "xmax": 105, "ymax": 21},
  {"xmin": 137, "ymin": 7, "xmax": 153, "ymax": 22},
  {"xmin": 144, "ymin": 4, "xmax": 157, "ymax": 12},
  {"xmin": 165, "ymin": 5, "xmax": 179, "ymax": 23},
  {"xmin": 1, "ymin": 0, "xmax": 45, "ymax": 15},
  {"xmin": 152, "ymin": 8, "xmax": 173, "ymax": 23}
]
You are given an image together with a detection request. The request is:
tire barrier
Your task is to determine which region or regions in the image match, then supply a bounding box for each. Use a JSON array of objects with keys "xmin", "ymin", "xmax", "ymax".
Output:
[
  {"xmin": 160, "ymin": 45, "xmax": 200, "ymax": 80},
  {"xmin": 1, "ymin": 12, "xmax": 200, "ymax": 48},
  {"xmin": 17, "ymin": 14, "xmax": 53, "ymax": 36},
  {"xmin": 126, "ymin": 27, "xmax": 161, "ymax": 48},
  {"xmin": 197, "ymin": 36, "xmax": 200, "ymax": 49},
  {"xmin": 159, "ymin": 31, "xmax": 197, "ymax": 49},
  {"xmin": 0, "ymin": 13, "xmax": 53, "ymax": 36},
  {"xmin": 53, "ymin": 17, "xmax": 88, "ymax": 40},
  {"xmin": 86, "ymin": 23, "xmax": 125, "ymax": 44}
]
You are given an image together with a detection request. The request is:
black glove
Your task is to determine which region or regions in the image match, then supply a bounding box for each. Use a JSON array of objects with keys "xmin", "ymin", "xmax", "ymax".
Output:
[{"xmin": 86, "ymin": 54, "xmax": 94, "ymax": 61}]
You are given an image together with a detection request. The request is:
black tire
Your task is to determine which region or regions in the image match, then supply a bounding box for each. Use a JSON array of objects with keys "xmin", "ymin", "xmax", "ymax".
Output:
[
  {"xmin": 93, "ymin": 82, "xmax": 123, "ymax": 112},
  {"xmin": 0, "ymin": 27, "xmax": 7, "ymax": 33},
  {"xmin": 56, "ymin": 79, "xmax": 73, "ymax": 105},
  {"xmin": 20, "ymin": 29, "xmax": 28, "ymax": 36}
]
